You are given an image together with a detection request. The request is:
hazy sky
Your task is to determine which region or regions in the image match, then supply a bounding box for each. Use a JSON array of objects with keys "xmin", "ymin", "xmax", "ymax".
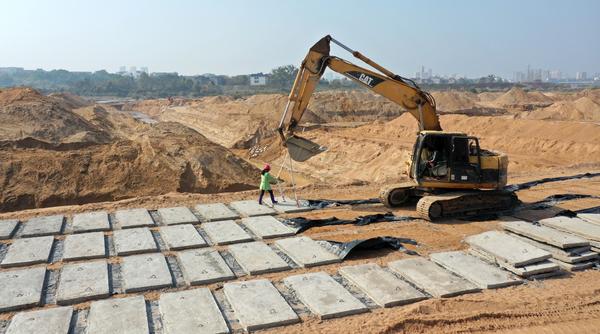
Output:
[{"xmin": 1, "ymin": 0, "xmax": 599, "ymax": 78}]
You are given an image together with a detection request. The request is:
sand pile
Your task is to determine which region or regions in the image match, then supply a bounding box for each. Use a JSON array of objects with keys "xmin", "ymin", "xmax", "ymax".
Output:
[
  {"xmin": 573, "ymin": 88, "xmax": 600, "ymax": 104},
  {"xmin": 132, "ymin": 91, "xmax": 401, "ymax": 149},
  {"xmin": 492, "ymin": 87, "xmax": 553, "ymax": 109},
  {"xmin": 431, "ymin": 90, "xmax": 506, "ymax": 116},
  {"xmin": 525, "ymin": 96, "xmax": 600, "ymax": 121},
  {"xmin": 262, "ymin": 110, "xmax": 600, "ymax": 185},
  {"xmin": 48, "ymin": 92, "xmax": 91, "ymax": 109},
  {"xmin": 0, "ymin": 88, "xmax": 258, "ymax": 212},
  {"xmin": 477, "ymin": 91, "xmax": 503, "ymax": 102},
  {"xmin": 308, "ymin": 90, "xmax": 403, "ymax": 121},
  {"xmin": 0, "ymin": 87, "xmax": 111, "ymax": 144},
  {"xmin": 431, "ymin": 91, "xmax": 479, "ymax": 111}
]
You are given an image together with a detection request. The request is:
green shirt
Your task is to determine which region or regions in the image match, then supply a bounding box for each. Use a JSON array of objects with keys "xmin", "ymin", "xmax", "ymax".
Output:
[{"xmin": 260, "ymin": 172, "xmax": 275, "ymax": 190}]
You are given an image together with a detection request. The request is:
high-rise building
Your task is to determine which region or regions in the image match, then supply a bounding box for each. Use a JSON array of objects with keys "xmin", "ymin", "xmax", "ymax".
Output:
[
  {"xmin": 576, "ymin": 72, "xmax": 587, "ymax": 80},
  {"xmin": 550, "ymin": 70, "xmax": 562, "ymax": 80},
  {"xmin": 119, "ymin": 66, "xmax": 126, "ymax": 73},
  {"xmin": 129, "ymin": 66, "xmax": 137, "ymax": 74}
]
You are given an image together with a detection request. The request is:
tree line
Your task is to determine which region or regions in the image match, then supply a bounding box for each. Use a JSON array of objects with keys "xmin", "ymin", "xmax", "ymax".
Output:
[{"xmin": 0, "ymin": 65, "xmax": 360, "ymax": 98}]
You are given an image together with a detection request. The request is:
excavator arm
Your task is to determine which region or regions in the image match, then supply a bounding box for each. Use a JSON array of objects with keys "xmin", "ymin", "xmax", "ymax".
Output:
[{"xmin": 278, "ymin": 35, "xmax": 441, "ymax": 159}]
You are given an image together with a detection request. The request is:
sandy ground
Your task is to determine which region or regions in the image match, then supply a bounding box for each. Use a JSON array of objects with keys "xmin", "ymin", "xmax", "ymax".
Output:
[
  {"xmin": 1, "ymin": 170, "xmax": 599, "ymax": 333},
  {"xmin": 2, "ymin": 87, "xmax": 600, "ymax": 332}
]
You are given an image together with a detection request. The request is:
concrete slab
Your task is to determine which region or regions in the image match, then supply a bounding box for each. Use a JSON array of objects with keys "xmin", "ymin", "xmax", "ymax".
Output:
[
  {"xmin": 1, "ymin": 236, "xmax": 54, "ymax": 268},
  {"xmin": 241, "ymin": 216, "xmax": 296, "ymax": 239},
  {"xmin": 157, "ymin": 206, "xmax": 199, "ymax": 225},
  {"xmin": 388, "ymin": 258, "xmax": 480, "ymax": 298},
  {"xmin": 114, "ymin": 208, "xmax": 155, "ymax": 228},
  {"xmin": 0, "ymin": 219, "xmax": 19, "ymax": 240},
  {"xmin": 502, "ymin": 221, "xmax": 589, "ymax": 248},
  {"xmin": 229, "ymin": 200, "xmax": 277, "ymax": 217},
  {"xmin": 177, "ymin": 248, "xmax": 235, "ymax": 285},
  {"xmin": 465, "ymin": 231, "xmax": 551, "ymax": 267},
  {"xmin": 274, "ymin": 236, "xmax": 341, "ymax": 267},
  {"xmin": 62, "ymin": 232, "xmax": 106, "ymax": 261},
  {"xmin": 112, "ymin": 227, "xmax": 157, "ymax": 255},
  {"xmin": 430, "ymin": 251, "xmax": 523, "ymax": 289},
  {"xmin": 86, "ymin": 296, "xmax": 149, "ymax": 334},
  {"xmin": 121, "ymin": 253, "xmax": 172, "ymax": 292},
  {"xmin": 56, "ymin": 260, "xmax": 110, "ymax": 305},
  {"xmin": 71, "ymin": 211, "xmax": 110, "ymax": 233},
  {"xmin": 579, "ymin": 213, "xmax": 600, "ymax": 226},
  {"xmin": 284, "ymin": 272, "xmax": 368, "ymax": 319},
  {"xmin": 339, "ymin": 263, "xmax": 427, "ymax": 307},
  {"xmin": 540, "ymin": 216, "xmax": 600, "ymax": 242},
  {"xmin": 0, "ymin": 267, "xmax": 46, "ymax": 312},
  {"xmin": 228, "ymin": 241, "xmax": 289, "ymax": 275},
  {"xmin": 201, "ymin": 220, "xmax": 253, "ymax": 245},
  {"xmin": 21, "ymin": 215, "xmax": 64, "ymax": 237},
  {"xmin": 6, "ymin": 306, "xmax": 73, "ymax": 334},
  {"xmin": 159, "ymin": 288, "xmax": 229, "ymax": 334},
  {"xmin": 195, "ymin": 203, "xmax": 239, "ymax": 221},
  {"xmin": 269, "ymin": 197, "xmax": 313, "ymax": 214},
  {"xmin": 469, "ymin": 248, "xmax": 560, "ymax": 277},
  {"xmin": 224, "ymin": 279, "xmax": 299, "ymax": 331},
  {"xmin": 550, "ymin": 258, "xmax": 596, "ymax": 271},
  {"xmin": 159, "ymin": 224, "xmax": 207, "ymax": 250},
  {"xmin": 509, "ymin": 233, "xmax": 596, "ymax": 263}
]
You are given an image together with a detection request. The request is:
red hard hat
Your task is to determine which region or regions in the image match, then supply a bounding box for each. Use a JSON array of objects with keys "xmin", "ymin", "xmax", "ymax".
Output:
[{"xmin": 263, "ymin": 163, "xmax": 271, "ymax": 171}]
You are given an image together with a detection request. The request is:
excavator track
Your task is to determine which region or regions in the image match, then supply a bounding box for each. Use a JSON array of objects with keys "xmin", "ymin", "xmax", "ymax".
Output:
[
  {"xmin": 379, "ymin": 182, "xmax": 416, "ymax": 207},
  {"xmin": 416, "ymin": 190, "xmax": 519, "ymax": 221}
]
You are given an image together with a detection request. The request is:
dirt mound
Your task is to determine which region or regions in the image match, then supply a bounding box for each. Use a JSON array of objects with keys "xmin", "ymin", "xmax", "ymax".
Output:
[
  {"xmin": 525, "ymin": 96, "xmax": 600, "ymax": 121},
  {"xmin": 573, "ymin": 88, "xmax": 600, "ymax": 104},
  {"xmin": 259, "ymin": 110, "xmax": 600, "ymax": 185},
  {"xmin": 133, "ymin": 91, "xmax": 401, "ymax": 149},
  {"xmin": 0, "ymin": 88, "xmax": 259, "ymax": 212},
  {"xmin": 477, "ymin": 91, "xmax": 503, "ymax": 102},
  {"xmin": 0, "ymin": 121, "xmax": 258, "ymax": 211},
  {"xmin": 431, "ymin": 90, "xmax": 479, "ymax": 111},
  {"xmin": 0, "ymin": 87, "xmax": 111, "ymax": 144},
  {"xmin": 492, "ymin": 87, "xmax": 553, "ymax": 109},
  {"xmin": 48, "ymin": 92, "xmax": 91, "ymax": 109},
  {"xmin": 308, "ymin": 90, "xmax": 403, "ymax": 121},
  {"xmin": 431, "ymin": 90, "xmax": 506, "ymax": 116}
]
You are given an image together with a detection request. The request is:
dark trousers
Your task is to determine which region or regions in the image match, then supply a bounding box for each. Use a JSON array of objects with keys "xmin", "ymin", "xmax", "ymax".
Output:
[{"xmin": 259, "ymin": 190, "xmax": 276, "ymax": 204}]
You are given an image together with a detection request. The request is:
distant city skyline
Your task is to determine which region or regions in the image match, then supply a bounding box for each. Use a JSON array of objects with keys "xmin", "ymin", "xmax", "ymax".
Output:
[{"xmin": 1, "ymin": 0, "xmax": 598, "ymax": 79}]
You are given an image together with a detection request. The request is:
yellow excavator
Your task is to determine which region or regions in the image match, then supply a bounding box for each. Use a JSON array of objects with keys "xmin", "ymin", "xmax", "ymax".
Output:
[{"xmin": 277, "ymin": 35, "xmax": 518, "ymax": 220}]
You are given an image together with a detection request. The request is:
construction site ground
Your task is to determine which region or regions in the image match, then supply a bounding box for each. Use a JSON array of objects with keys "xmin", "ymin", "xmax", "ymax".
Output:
[
  {"xmin": 1, "ymin": 87, "xmax": 600, "ymax": 333},
  {"xmin": 1, "ymin": 170, "xmax": 600, "ymax": 333}
]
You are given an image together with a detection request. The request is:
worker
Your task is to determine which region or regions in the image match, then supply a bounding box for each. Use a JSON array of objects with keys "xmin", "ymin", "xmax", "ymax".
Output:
[
  {"xmin": 420, "ymin": 142, "xmax": 445, "ymax": 177},
  {"xmin": 258, "ymin": 164, "xmax": 278, "ymax": 205}
]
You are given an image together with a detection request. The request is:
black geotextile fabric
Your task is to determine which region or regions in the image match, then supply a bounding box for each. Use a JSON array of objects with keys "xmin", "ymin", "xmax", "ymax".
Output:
[
  {"xmin": 307, "ymin": 198, "xmax": 380, "ymax": 209},
  {"xmin": 283, "ymin": 213, "xmax": 415, "ymax": 233},
  {"xmin": 525, "ymin": 193, "xmax": 600, "ymax": 210},
  {"xmin": 324, "ymin": 236, "xmax": 418, "ymax": 259},
  {"xmin": 505, "ymin": 172, "xmax": 600, "ymax": 192}
]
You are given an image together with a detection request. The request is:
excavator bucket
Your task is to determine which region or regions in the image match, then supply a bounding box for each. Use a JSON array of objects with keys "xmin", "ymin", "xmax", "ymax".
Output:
[{"xmin": 285, "ymin": 135, "xmax": 326, "ymax": 162}]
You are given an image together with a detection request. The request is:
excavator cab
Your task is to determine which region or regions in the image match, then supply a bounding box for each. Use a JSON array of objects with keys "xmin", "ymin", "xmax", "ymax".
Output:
[{"xmin": 410, "ymin": 131, "xmax": 507, "ymax": 192}]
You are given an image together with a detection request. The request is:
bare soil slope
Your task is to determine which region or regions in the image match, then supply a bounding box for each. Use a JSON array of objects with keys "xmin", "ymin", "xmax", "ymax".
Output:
[
  {"xmin": 0, "ymin": 88, "xmax": 258, "ymax": 212},
  {"xmin": 256, "ymin": 111, "xmax": 600, "ymax": 185},
  {"xmin": 525, "ymin": 96, "xmax": 600, "ymax": 121},
  {"xmin": 125, "ymin": 91, "xmax": 403, "ymax": 149}
]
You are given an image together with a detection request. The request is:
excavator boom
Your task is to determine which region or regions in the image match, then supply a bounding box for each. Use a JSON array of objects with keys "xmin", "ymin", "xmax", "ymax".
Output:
[{"xmin": 278, "ymin": 35, "xmax": 441, "ymax": 155}]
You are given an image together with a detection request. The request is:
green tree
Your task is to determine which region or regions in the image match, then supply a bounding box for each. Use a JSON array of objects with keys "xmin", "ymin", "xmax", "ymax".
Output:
[{"xmin": 269, "ymin": 65, "xmax": 298, "ymax": 89}]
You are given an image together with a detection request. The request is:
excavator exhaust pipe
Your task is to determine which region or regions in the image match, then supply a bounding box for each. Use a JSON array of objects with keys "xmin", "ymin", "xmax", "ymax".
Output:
[{"xmin": 285, "ymin": 135, "xmax": 326, "ymax": 162}]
